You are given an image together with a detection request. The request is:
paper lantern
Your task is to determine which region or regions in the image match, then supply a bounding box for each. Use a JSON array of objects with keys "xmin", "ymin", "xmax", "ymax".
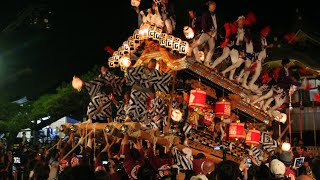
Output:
[
  {"xmin": 173, "ymin": 38, "xmax": 181, "ymax": 51},
  {"xmin": 183, "ymin": 26, "xmax": 195, "ymax": 39},
  {"xmin": 72, "ymin": 76, "xmax": 83, "ymax": 92},
  {"xmin": 165, "ymin": 35, "xmax": 174, "ymax": 49},
  {"xmin": 189, "ymin": 90, "xmax": 206, "ymax": 108},
  {"xmin": 179, "ymin": 41, "xmax": 189, "ymax": 54},
  {"xmin": 215, "ymin": 99, "xmax": 231, "ymax": 119},
  {"xmin": 131, "ymin": 0, "xmax": 141, "ymax": 7},
  {"xmin": 245, "ymin": 129, "xmax": 261, "ymax": 146},
  {"xmin": 281, "ymin": 142, "xmax": 291, "ymax": 152},
  {"xmin": 203, "ymin": 112, "xmax": 214, "ymax": 126},
  {"xmin": 139, "ymin": 23, "xmax": 150, "ymax": 40},
  {"xmin": 111, "ymin": 56, "xmax": 120, "ymax": 67},
  {"xmin": 153, "ymin": 26, "xmax": 162, "ymax": 41},
  {"xmin": 108, "ymin": 57, "xmax": 117, "ymax": 68},
  {"xmin": 128, "ymin": 36, "xmax": 135, "ymax": 50},
  {"xmin": 118, "ymin": 47, "xmax": 125, "ymax": 56},
  {"xmin": 122, "ymin": 41, "xmax": 130, "ymax": 53},
  {"xmin": 133, "ymin": 29, "xmax": 140, "ymax": 43},
  {"xmin": 229, "ymin": 122, "xmax": 245, "ymax": 139},
  {"xmin": 119, "ymin": 55, "xmax": 131, "ymax": 68},
  {"xmin": 159, "ymin": 33, "xmax": 168, "ymax": 47},
  {"xmin": 148, "ymin": 24, "xmax": 156, "ymax": 39},
  {"xmin": 171, "ymin": 109, "xmax": 183, "ymax": 122}
]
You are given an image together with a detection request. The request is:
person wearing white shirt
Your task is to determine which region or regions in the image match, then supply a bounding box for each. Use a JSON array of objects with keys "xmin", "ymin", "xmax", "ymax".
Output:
[{"xmin": 188, "ymin": 1, "xmax": 218, "ymax": 68}]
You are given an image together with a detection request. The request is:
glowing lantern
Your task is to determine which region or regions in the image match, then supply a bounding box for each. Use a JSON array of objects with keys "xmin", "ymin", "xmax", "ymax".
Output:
[
  {"xmin": 72, "ymin": 76, "xmax": 83, "ymax": 92},
  {"xmin": 183, "ymin": 26, "xmax": 195, "ymax": 39},
  {"xmin": 173, "ymin": 38, "xmax": 182, "ymax": 51},
  {"xmin": 171, "ymin": 109, "xmax": 183, "ymax": 122},
  {"xmin": 153, "ymin": 26, "xmax": 162, "ymax": 41},
  {"xmin": 245, "ymin": 129, "xmax": 261, "ymax": 146},
  {"xmin": 133, "ymin": 29, "xmax": 140, "ymax": 43},
  {"xmin": 203, "ymin": 112, "xmax": 214, "ymax": 126},
  {"xmin": 118, "ymin": 47, "xmax": 125, "ymax": 57},
  {"xmin": 139, "ymin": 23, "xmax": 150, "ymax": 40},
  {"xmin": 148, "ymin": 24, "xmax": 156, "ymax": 39},
  {"xmin": 229, "ymin": 122, "xmax": 245, "ymax": 139},
  {"xmin": 199, "ymin": 51, "xmax": 205, "ymax": 61},
  {"xmin": 165, "ymin": 35, "xmax": 174, "ymax": 49},
  {"xmin": 159, "ymin": 33, "xmax": 168, "ymax": 47},
  {"xmin": 111, "ymin": 55, "xmax": 120, "ymax": 67},
  {"xmin": 179, "ymin": 41, "xmax": 189, "ymax": 54},
  {"xmin": 131, "ymin": 0, "xmax": 141, "ymax": 7},
  {"xmin": 128, "ymin": 36, "xmax": 135, "ymax": 50},
  {"xmin": 189, "ymin": 90, "xmax": 206, "ymax": 108},
  {"xmin": 281, "ymin": 142, "xmax": 291, "ymax": 152},
  {"xmin": 108, "ymin": 57, "xmax": 117, "ymax": 68},
  {"xmin": 122, "ymin": 41, "xmax": 130, "ymax": 53},
  {"xmin": 119, "ymin": 55, "xmax": 131, "ymax": 68},
  {"xmin": 215, "ymin": 99, "xmax": 231, "ymax": 119}
]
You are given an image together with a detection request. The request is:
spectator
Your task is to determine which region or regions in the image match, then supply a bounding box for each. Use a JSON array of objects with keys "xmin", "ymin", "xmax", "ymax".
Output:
[
  {"xmin": 120, "ymin": 134, "xmax": 145, "ymax": 179},
  {"xmin": 172, "ymin": 91, "xmax": 189, "ymax": 121},
  {"xmin": 295, "ymin": 146, "xmax": 311, "ymax": 159},
  {"xmin": 32, "ymin": 161, "xmax": 50, "ymax": 180},
  {"xmin": 192, "ymin": 153, "xmax": 207, "ymax": 175},
  {"xmin": 214, "ymin": 160, "xmax": 242, "ymax": 180},
  {"xmin": 95, "ymin": 170, "xmax": 110, "ymax": 180},
  {"xmin": 70, "ymin": 165, "xmax": 96, "ymax": 180},
  {"xmin": 270, "ymin": 159, "xmax": 288, "ymax": 180},
  {"xmin": 279, "ymin": 151, "xmax": 296, "ymax": 180}
]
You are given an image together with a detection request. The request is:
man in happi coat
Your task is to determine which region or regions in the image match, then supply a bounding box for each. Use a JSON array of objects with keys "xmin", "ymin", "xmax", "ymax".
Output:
[{"xmin": 125, "ymin": 58, "xmax": 172, "ymax": 124}]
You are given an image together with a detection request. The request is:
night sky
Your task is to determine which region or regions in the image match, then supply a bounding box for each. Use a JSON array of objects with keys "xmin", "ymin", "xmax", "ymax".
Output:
[{"xmin": 0, "ymin": 0, "xmax": 318, "ymax": 101}]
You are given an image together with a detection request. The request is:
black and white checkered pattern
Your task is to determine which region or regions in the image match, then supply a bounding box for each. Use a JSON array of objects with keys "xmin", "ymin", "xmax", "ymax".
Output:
[
  {"xmin": 182, "ymin": 122, "xmax": 193, "ymax": 135},
  {"xmin": 85, "ymin": 78, "xmax": 107, "ymax": 98},
  {"xmin": 260, "ymin": 132, "xmax": 279, "ymax": 153},
  {"xmin": 148, "ymin": 96, "xmax": 167, "ymax": 129},
  {"xmin": 115, "ymin": 101, "xmax": 128, "ymax": 123},
  {"xmin": 127, "ymin": 88, "xmax": 148, "ymax": 122},
  {"xmin": 126, "ymin": 66, "xmax": 172, "ymax": 93},
  {"xmin": 172, "ymin": 147, "xmax": 193, "ymax": 170},
  {"xmin": 125, "ymin": 66, "xmax": 172, "ymax": 121},
  {"xmin": 87, "ymin": 93, "xmax": 112, "ymax": 120},
  {"xmin": 85, "ymin": 73, "xmax": 123, "ymax": 99}
]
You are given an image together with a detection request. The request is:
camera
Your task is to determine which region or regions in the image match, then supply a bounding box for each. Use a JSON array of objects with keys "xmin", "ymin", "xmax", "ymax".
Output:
[
  {"xmin": 246, "ymin": 158, "xmax": 252, "ymax": 168},
  {"xmin": 102, "ymin": 161, "xmax": 109, "ymax": 165},
  {"xmin": 14, "ymin": 157, "xmax": 21, "ymax": 164}
]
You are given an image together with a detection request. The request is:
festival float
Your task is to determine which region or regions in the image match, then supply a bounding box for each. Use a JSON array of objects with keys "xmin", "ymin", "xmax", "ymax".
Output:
[{"xmin": 61, "ymin": 2, "xmax": 320, "ymax": 166}]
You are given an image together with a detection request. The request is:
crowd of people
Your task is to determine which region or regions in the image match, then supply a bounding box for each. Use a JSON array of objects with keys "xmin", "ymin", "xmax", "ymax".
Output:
[{"xmin": 0, "ymin": 129, "xmax": 319, "ymax": 180}]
